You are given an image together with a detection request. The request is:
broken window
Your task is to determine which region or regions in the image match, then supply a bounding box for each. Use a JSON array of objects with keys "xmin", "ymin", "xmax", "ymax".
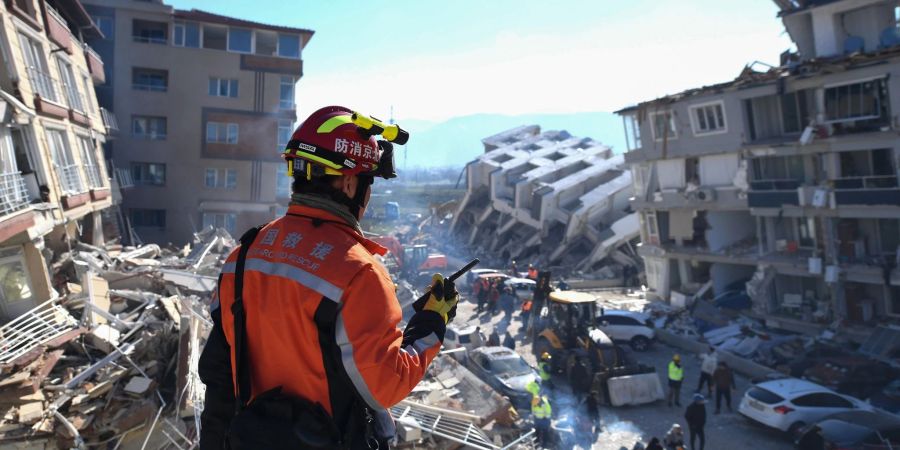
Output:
[
  {"xmin": 745, "ymin": 90, "xmax": 813, "ymax": 140},
  {"xmin": 824, "ymin": 78, "xmax": 889, "ymax": 126},
  {"xmin": 623, "ymin": 114, "xmax": 642, "ymax": 150},
  {"xmin": 690, "ymin": 101, "xmax": 726, "ymax": 134},
  {"xmin": 0, "ymin": 247, "xmax": 34, "ymax": 309},
  {"xmin": 650, "ymin": 111, "xmax": 677, "ymax": 141},
  {"xmin": 203, "ymin": 25, "xmax": 227, "ymax": 50},
  {"xmin": 130, "ymin": 208, "xmax": 166, "ymax": 228},
  {"xmin": 132, "ymin": 19, "xmax": 167, "ymax": 44}
]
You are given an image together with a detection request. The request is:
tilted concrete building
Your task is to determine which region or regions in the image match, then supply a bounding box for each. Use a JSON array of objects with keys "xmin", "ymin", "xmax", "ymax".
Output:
[
  {"xmin": 617, "ymin": 0, "xmax": 900, "ymax": 335},
  {"xmin": 451, "ymin": 126, "xmax": 640, "ymax": 277},
  {"xmin": 82, "ymin": 0, "xmax": 312, "ymax": 244},
  {"xmin": 0, "ymin": 0, "xmax": 115, "ymax": 321}
]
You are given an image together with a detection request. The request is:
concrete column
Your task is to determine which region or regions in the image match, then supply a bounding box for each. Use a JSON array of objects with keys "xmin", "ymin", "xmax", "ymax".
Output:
[{"xmin": 91, "ymin": 211, "xmax": 105, "ymax": 247}]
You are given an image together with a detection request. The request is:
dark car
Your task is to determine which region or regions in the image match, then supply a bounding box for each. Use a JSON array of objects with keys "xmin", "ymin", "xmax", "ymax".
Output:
[
  {"xmin": 870, "ymin": 380, "xmax": 900, "ymax": 414},
  {"xmin": 467, "ymin": 346, "xmax": 538, "ymax": 409},
  {"xmin": 803, "ymin": 356, "xmax": 895, "ymax": 399},
  {"xmin": 795, "ymin": 410, "xmax": 900, "ymax": 450}
]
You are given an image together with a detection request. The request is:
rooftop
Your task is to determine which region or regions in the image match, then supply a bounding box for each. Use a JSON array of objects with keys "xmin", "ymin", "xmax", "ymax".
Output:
[{"xmin": 174, "ymin": 9, "xmax": 315, "ymax": 37}]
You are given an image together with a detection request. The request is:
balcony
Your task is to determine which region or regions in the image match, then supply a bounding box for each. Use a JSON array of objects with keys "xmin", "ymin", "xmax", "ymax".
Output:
[
  {"xmin": 747, "ymin": 179, "xmax": 802, "ymax": 208},
  {"xmin": 0, "ymin": 172, "xmax": 31, "ymax": 217},
  {"xmin": 45, "ymin": 5, "xmax": 73, "ymax": 53},
  {"xmin": 833, "ymin": 175, "xmax": 900, "ymax": 206},
  {"xmin": 57, "ymin": 164, "xmax": 87, "ymax": 210},
  {"xmin": 84, "ymin": 46, "xmax": 105, "ymax": 84},
  {"xmin": 101, "ymin": 107, "xmax": 119, "ymax": 135},
  {"xmin": 26, "ymin": 68, "xmax": 66, "ymax": 116}
]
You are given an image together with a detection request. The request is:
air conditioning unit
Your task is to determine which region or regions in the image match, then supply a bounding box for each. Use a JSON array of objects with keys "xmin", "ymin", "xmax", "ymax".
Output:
[{"xmin": 695, "ymin": 188, "xmax": 716, "ymax": 202}]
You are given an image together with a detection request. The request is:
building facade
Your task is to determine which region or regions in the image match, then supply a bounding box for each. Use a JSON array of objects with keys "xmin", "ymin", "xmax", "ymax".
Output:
[
  {"xmin": 0, "ymin": 0, "xmax": 114, "ymax": 321},
  {"xmin": 82, "ymin": 0, "xmax": 312, "ymax": 244},
  {"xmin": 618, "ymin": 0, "xmax": 900, "ymax": 335}
]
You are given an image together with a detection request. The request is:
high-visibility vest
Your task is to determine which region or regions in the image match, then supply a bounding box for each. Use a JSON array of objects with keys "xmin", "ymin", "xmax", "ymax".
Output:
[
  {"xmin": 525, "ymin": 379, "xmax": 540, "ymax": 396},
  {"xmin": 539, "ymin": 362, "xmax": 551, "ymax": 381},
  {"xmin": 668, "ymin": 361, "xmax": 684, "ymax": 381},
  {"xmin": 531, "ymin": 396, "xmax": 551, "ymax": 419}
]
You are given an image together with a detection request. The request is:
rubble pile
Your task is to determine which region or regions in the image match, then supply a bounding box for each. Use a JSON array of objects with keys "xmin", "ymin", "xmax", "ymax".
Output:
[{"xmin": 0, "ymin": 227, "xmax": 234, "ymax": 449}]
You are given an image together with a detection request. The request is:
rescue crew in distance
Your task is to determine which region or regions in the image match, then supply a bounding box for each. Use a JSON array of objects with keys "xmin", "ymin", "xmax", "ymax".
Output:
[{"xmin": 198, "ymin": 106, "xmax": 459, "ymax": 449}]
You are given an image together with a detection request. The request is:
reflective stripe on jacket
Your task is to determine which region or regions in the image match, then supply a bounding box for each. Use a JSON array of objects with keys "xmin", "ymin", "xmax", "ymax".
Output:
[
  {"xmin": 531, "ymin": 396, "xmax": 551, "ymax": 419},
  {"xmin": 215, "ymin": 204, "xmax": 445, "ymax": 434},
  {"xmin": 539, "ymin": 362, "xmax": 551, "ymax": 381},
  {"xmin": 668, "ymin": 361, "xmax": 684, "ymax": 381}
]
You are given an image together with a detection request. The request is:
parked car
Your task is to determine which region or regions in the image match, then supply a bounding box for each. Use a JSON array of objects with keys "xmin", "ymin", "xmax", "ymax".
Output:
[
  {"xmin": 870, "ymin": 380, "xmax": 900, "ymax": 414},
  {"xmin": 466, "ymin": 346, "xmax": 538, "ymax": 409},
  {"xmin": 443, "ymin": 324, "xmax": 485, "ymax": 361},
  {"xmin": 803, "ymin": 356, "xmax": 895, "ymax": 399},
  {"xmin": 595, "ymin": 309, "xmax": 655, "ymax": 351},
  {"xmin": 738, "ymin": 378, "xmax": 872, "ymax": 435},
  {"xmin": 794, "ymin": 410, "xmax": 900, "ymax": 449}
]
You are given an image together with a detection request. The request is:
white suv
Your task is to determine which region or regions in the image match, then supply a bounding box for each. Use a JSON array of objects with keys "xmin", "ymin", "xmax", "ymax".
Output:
[{"xmin": 596, "ymin": 310, "xmax": 655, "ymax": 351}]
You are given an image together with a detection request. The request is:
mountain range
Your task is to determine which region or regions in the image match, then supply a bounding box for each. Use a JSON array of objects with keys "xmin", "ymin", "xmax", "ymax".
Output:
[{"xmin": 393, "ymin": 111, "xmax": 626, "ymax": 169}]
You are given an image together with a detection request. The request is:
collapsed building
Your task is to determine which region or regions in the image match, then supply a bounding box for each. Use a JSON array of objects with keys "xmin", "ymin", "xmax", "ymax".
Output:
[
  {"xmin": 451, "ymin": 126, "xmax": 640, "ymax": 280},
  {"xmin": 616, "ymin": 0, "xmax": 900, "ymax": 338}
]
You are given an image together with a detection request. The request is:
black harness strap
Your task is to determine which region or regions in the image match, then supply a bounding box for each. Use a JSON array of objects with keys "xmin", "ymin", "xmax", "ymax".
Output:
[{"xmin": 231, "ymin": 225, "xmax": 265, "ymax": 413}]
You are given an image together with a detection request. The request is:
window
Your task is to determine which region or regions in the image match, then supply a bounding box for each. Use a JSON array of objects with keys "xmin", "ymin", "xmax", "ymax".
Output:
[
  {"xmin": 256, "ymin": 31, "xmax": 277, "ymax": 55},
  {"xmin": 0, "ymin": 247, "xmax": 34, "ymax": 307},
  {"xmin": 280, "ymin": 76, "xmax": 295, "ymax": 110},
  {"xmin": 80, "ymin": 75, "xmax": 94, "ymax": 113},
  {"xmin": 879, "ymin": 219, "xmax": 899, "ymax": 255},
  {"xmin": 649, "ymin": 111, "xmax": 677, "ymax": 141},
  {"xmin": 204, "ymin": 168, "xmax": 237, "ymax": 190},
  {"xmin": 690, "ymin": 101, "xmax": 726, "ymax": 135},
  {"xmin": 791, "ymin": 393, "xmax": 852, "ymax": 408},
  {"xmin": 45, "ymin": 129, "xmax": 84, "ymax": 194},
  {"xmin": 838, "ymin": 149, "xmax": 894, "ymax": 178},
  {"xmin": 206, "ymin": 122, "xmax": 238, "ymax": 144},
  {"xmin": 278, "ymin": 33, "xmax": 300, "ymax": 58},
  {"xmin": 203, "ymin": 25, "xmax": 227, "ymax": 50},
  {"xmin": 56, "ymin": 58, "xmax": 84, "ymax": 111},
  {"xmin": 132, "ymin": 67, "xmax": 168, "ymax": 92},
  {"xmin": 18, "ymin": 33, "xmax": 57, "ymax": 102},
  {"xmin": 130, "ymin": 208, "xmax": 166, "ymax": 228},
  {"xmin": 746, "ymin": 387, "xmax": 785, "ymax": 405},
  {"xmin": 228, "ymin": 28, "xmax": 252, "ymax": 53},
  {"xmin": 208, "ymin": 77, "xmax": 238, "ymax": 98},
  {"xmin": 131, "ymin": 162, "xmax": 165, "ymax": 186},
  {"xmin": 751, "ymin": 156, "xmax": 805, "ymax": 181},
  {"xmin": 132, "ymin": 116, "xmax": 167, "ymax": 140},
  {"xmin": 173, "ymin": 21, "xmax": 200, "ymax": 48},
  {"xmin": 92, "ymin": 16, "xmax": 114, "ymax": 40},
  {"xmin": 276, "ymin": 164, "xmax": 291, "ymax": 198},
  {"xmin": 624, "ymin": 114, "xmax": 641, "ymax": 150},
  {"xmin": 11, "ymin": 0, "xmax": 37, "ymax": 18},
  {"xmin": 277, "ymin": 120, "xmax": 292, "ymax": 150},
  {"xmin": 132, "ymin": 19, "xmax": 167, "ymax": 44},
  {"xmin": 202, "ymin": 212, "xmax": 236, "ymax": 234},
  {"xmin": 77, "ymin": 136, "xmax": 103, "ymax": 188},
  {"xmin": 824, "ymin": 78, "xmax": 888, "ymax": 123}
]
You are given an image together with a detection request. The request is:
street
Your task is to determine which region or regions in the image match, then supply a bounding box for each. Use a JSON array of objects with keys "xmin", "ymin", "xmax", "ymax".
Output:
[{"xmin": 450, "ymin": 294, "xmax": 794, "ymax": 450}]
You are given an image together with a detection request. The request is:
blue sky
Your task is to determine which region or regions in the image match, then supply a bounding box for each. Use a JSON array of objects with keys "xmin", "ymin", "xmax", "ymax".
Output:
[{"xmin": 166, "ymin": 0, "xmax": 794, "ymax": 122}]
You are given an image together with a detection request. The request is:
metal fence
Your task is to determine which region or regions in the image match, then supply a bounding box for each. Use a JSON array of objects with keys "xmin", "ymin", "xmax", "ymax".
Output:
[
  {"xmin": 84, "ymin": 162, "xmax": 103, "ymax": 189},
  {"xmin": 26, "ymin": 67, "xmax": 62, "ymax": 104},
  {"xmin": 0, "ymin": 172, "xmax": 30, "ymax": 216},
  {"xmin": 0, "ymin": 298, "xmax": 79, "ymax": 365}
]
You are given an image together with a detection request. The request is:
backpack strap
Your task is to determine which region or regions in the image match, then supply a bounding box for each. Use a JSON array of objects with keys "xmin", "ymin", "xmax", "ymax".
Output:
[{"xmin": 231, "ymin": 224, "xmax": 267, "ymax": 413}]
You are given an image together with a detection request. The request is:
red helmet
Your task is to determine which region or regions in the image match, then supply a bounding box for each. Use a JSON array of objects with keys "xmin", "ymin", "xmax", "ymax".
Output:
[{"xmin": 283, "ymin": 106, "xmax": 382, "ymax": 178}]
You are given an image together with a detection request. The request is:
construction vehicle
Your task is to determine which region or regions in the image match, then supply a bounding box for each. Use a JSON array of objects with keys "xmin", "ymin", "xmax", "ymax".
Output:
[
  {"xmin": 371, "ymin": 235, "xmax": 448, "ymax": 279},
  {"xmin": 532, "ymin": 289, "xmax": 662, "ymax": 406}
]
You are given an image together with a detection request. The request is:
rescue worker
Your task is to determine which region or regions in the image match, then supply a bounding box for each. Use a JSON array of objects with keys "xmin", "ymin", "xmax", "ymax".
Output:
[
  {"xmin": 531, "ymin": 394, "xmax": 552, "ymax": 446},
  {"xmin": 713, "ymin": 361, "xmax": 736, "ymax": 413},
  {"xmin": 521, "ymin": 297, "xmax": 533, "ymax": 329},
  {"xmin": 667, "ymin": 354, "xmax": 684, "ymax": 407},
  {"xmin": 663, "ymin": 423, "xmax": 685, "ymax": 450},
  {"xmin": 696, "ymin": 346, "xmax": 717, "ymax": 397},
  {"xmin": 525, "ymin": 378, "xmax": 541, "ymax": 397},
  {"xmin": 198, "ymin": 106, "xmax": 458, "ymax": 449},
  {"xmin": 538, "ymin": 352, "xmax": 553, "ymax": 390},
  {"xmin": 527, "ymin": 264, "xmax": 538, "ymax": 280},
  {"xmin": 684, "ymin": 393, "xmax": 706, "ymax": 450}
]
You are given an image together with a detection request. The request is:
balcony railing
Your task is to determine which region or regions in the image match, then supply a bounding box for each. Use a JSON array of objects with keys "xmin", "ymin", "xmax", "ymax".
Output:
[
  {"xmin": 749, "ymin": 179, "xmax": 803, "ymax": 191},
  {"xmin": 0, "ymin": 172, "xmax": 31, "ymax": 216},
  {"xmin": 748, "ymin": 179, "xmax": 803, "ymax": 208},
  {"xmin": 833, "ymin": 175, "xmax": 899, "ymax": 190},
  {"xmin": 132, "ymin": 82, "xmax": 167, "ymax": 92},
  {"xmin": 26, "ymin": 67, "xmax": 63, "ymax": 104},
  {"xmin": 101, "ymin": 107, "xmax": 119, "ymax": 134},
  {"xmin": 132, "ymin": 35, "xmax": 167, "ymax": 45},
  {"xmin": 57, "ymin": 163, "xmax": 85, "ymax": 194},
  {"xmin": 62, "ymin": 81, "xmax": 85, "ymax": 113},
  {"xmin": 84, "ymin": 163, "xmax": 103, "ymax": 189}
]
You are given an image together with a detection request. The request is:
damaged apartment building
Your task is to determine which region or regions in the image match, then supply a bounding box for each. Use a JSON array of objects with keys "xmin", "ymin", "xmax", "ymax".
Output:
[
  {"xmin": 617, "ymin": 0, "xmax": 900, "ymax": 335},
  {"xmin": 0, "ymin": 0, "xmax": 117, "ymax": 322},
  {"xmin": 450, "ymin": 125, "xmax": 640, "ymax": 278}
]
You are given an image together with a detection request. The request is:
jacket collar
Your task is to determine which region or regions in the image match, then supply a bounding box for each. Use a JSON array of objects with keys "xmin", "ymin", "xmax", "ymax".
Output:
[{"xmin": 285, "ymin": 204, "xmax": 387, "ymax": 256}]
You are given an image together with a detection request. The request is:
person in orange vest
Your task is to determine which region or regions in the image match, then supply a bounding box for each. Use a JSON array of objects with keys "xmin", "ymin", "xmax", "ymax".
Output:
[{"xmin": 198, "ymin": 106, "xmax": 458, "ymax": 449}]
